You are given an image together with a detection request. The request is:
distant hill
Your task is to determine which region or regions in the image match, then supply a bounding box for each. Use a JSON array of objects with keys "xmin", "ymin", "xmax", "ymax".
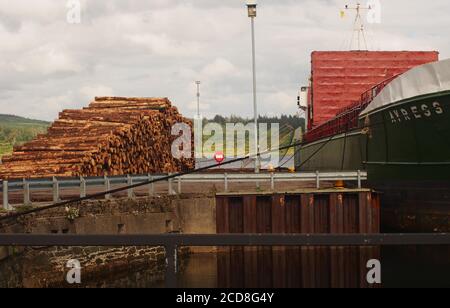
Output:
[
  {"xmin": 0, "ymin": 114, "xmax": 50, "ymax": 158},
  {"xmin": 0, "ymin": 114, "xmax": 50, "ymax": 126}
]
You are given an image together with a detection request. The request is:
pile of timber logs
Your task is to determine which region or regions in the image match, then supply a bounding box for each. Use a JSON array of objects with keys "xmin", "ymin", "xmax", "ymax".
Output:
[{"xmin": 0, "ymin": 97, "xmax": 194, "ymax": 179}]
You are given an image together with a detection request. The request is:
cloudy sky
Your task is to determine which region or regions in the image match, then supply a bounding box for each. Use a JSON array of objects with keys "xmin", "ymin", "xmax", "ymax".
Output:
[{"xmin": 0, "ymin": 0, "xmax": 449, "ymax": 121}]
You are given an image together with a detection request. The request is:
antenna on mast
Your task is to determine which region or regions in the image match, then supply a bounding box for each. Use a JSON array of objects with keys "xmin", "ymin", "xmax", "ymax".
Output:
[{"xmin": 342, "ymin": 2, "xmax": 372, "ymax": 50}]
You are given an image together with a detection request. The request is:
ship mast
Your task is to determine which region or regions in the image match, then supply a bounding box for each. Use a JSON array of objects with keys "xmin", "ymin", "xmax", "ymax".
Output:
[{"xmin": 343, "ymin": 3, "xmax": 372, "ymax": 50}]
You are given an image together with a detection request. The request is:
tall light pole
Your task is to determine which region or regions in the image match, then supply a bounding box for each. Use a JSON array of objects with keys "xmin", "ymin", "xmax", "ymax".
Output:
[
  {"xmin": 194, "ymin": 81, "xmax": 203, "ymax": 166},
  {"xmin": 195, "ymin": 81, "xmax": 201, "ymax": 117},
  {"xmin": 247, "ymin": 0, "xmax": 259, "ymax": 173}
]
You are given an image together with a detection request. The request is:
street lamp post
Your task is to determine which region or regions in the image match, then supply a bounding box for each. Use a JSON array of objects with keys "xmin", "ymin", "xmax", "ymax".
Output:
[
  {"xmin": 247, "ymin": 0, "xmax": 259, "ymax": 173},
  {"xmin": 195, "ymin": 81, "xmax": 201, "ymax": 117},
  {"xmin": 194, "ymin": 81, "xmax": 202, "ymax": 166}
]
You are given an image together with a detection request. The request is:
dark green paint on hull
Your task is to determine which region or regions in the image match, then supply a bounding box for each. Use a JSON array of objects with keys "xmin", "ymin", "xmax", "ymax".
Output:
[
  {"xmin": 364, "ymin": 90, "xmax": 450, "ymax": 181},
  {"xmin": 296, "ymin": 130, "xmax": 365, "ymax": 172},
  {"xmin": 298, "ymin": 91, "xmax": 450, "ymax": 232},
  {"xmin": 298, "ymin": 91, "xmax": 450, "ymax": 178}
]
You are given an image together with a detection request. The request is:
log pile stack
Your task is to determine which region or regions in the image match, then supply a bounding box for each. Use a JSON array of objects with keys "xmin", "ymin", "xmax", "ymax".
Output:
[{"xmin": 0, "ymin": 97, "xmax": 193, "ymax": 179}]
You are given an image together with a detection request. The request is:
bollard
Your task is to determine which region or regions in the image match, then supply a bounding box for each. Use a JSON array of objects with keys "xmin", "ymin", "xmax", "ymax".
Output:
[
  {"xmin": 2, "ymin": 180, "xmax": 9, "ymax": 210},
  {"xmin": 80, "ymin": 177, "xmax": 86, "ymax": 198},
  {"xmin": 105, "ymin": 175, "xmax": 111, "ymax": 200},
  {"xmin": 52, "ymin": 177, "xmax": 60, "ymax": 203},
  {"xmin": 23, "ymin": 179, "xmax": 31, "ymax": 206}
]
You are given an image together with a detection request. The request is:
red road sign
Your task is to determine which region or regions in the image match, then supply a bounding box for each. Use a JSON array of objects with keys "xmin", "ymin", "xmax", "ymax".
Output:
[{"xmin": 214, "ymin": 151, "xmax": 225, "ymax": 164}]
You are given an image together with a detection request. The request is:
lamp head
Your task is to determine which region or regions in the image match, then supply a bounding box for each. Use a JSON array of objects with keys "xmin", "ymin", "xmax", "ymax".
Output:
[{"xmin": 246, "ymin": 0, "xmax": 257, "ymax": 18}]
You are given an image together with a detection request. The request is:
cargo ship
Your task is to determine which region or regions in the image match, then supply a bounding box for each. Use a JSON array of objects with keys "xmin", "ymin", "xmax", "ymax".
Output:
[{"xmin": 296, "ymin": 51, "xmax": 450, "ymax": 232}]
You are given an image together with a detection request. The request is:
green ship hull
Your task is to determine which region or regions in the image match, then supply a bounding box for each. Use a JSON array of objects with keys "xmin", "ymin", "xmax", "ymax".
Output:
[
  {"xmin": 364, "ymin": 91, "xmax": 450, "ymax": 181},
  {"xmin": 365, "ymin": 91, "xmax": 450, "ymax": 232},
  {"xmin": 298, "ymin": 91, "xmax": 450, "ymax": 175},
  {"xmin": 297, "ymin": 91, "xmax": 450, "ymax": 232},
  {"xmin": 298, "ymin": 130, "xmax": 365, "ymax": 172}
]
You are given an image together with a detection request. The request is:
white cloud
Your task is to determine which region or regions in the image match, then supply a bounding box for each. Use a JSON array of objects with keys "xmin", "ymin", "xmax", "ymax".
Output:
[
  {"xmin": 11, "ymin": 45, "xmax": 83, "ymax": 75},
  {"xmin": 0, "ymin": 0, "xmax": 64, "ymax": 25},
  {"xmin": 80, "ymin": 85, "xmax": 114, "ymax": 101},
  {"xmin": 42, "ymin": 92, "xmax": 75, "ymax": 114},
  {"xmin": 265, "ymin": 91, "xmax": 296, "ymax": 115},
  {"xmin": 0, "ymin": 0, "xmax": 449, "ymax": 121},
  {"xmin": 126, "ymin": 33, "xmax": 201, "ymax": 57},
  {"xmin": 201, "ymin": 58, "xmax": 242, "ymax": 79}
]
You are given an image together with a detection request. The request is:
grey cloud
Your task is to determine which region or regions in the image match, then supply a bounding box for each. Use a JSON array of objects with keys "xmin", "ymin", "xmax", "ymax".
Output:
[
  {"xmin": 0, "ymin": 0, "xmax": 449, "ymax": 121},
  {"xmin": 0, "ymin": 11, "xmax": 21, "ymax": 32}
]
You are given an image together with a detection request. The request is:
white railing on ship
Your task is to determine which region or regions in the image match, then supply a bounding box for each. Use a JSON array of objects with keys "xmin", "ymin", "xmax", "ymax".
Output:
[{"xmin": 0, "ymin": 171, "xmax": 367, "ymax": 210}]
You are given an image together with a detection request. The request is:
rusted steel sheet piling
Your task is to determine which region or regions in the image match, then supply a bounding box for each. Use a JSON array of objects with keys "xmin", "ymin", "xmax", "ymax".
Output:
[
  {"xmin": 216, "ymin": 189, "xmax": 380, "ymax": 235},
  {"xmin": 216, "ymin": 189, "xmax": 381, "ymax": 288}
]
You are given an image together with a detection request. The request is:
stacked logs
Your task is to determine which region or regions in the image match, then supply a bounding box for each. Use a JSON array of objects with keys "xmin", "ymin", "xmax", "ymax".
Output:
[{"xmin": 0, "ymin": 97, "xmax": 194, "ymax": 179}]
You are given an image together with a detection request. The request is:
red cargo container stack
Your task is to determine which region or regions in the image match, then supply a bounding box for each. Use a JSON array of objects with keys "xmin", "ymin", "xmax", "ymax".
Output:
[{"xmin": 308, "ymin": 51, "xmax": 439, "ymax": 130}]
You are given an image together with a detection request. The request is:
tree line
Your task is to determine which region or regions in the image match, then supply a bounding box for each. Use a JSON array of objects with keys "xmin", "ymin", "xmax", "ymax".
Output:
[
  {"xmin": 0, "ymin": 125, "xmax": 47, "ymax": 145},
  {"xmin": 205, "ymin": 115, "xmax": 305, "ymax": 130}
]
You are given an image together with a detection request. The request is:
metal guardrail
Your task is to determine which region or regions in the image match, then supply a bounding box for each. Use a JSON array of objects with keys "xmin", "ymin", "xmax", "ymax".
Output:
[
  {"xmin": 0, "ymin": 233, "xmax": 447, "ymax": 288},
  {"xmin": 1, "ymin": 233, "xmax": 447, "ymax": 247},
  {"xmin": 0, "ymin": 171, "xmax": 367, "ymax": 210}
]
